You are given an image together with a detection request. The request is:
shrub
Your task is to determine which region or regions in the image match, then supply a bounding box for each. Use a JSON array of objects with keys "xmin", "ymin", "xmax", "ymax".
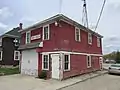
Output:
[{"xmin": 38, "ymin": 70, "xmax": 47, "ymax": 79}]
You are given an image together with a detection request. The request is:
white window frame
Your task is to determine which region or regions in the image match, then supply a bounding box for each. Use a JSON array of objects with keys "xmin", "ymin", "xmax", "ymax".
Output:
[
  {"xmin": 0, "ymin": 51, "xmax": 2, "ymax": 61},
  {"xmin": 26, "ymin": 31, "xmax": 31, "ymax": 44},
  {"xmin": 75, "ymin": 27, "xmax": 81, "ymax": 42},
  {"xmin": 86, "ymin": 55, "xmax": 91, "ymax": 68},
  {"xmin": 42, "ymin": 54, "xmax": 49, "ymax": 70},
  {"xmin": 14, "ymin": 51, "xmax": 20, "ymax": 60},
  {"xmin": 97, "ymin": 37, "xmax": 101, "ymax": 47},
  {"xmin": 64, "ymin": 54, "xmax": 70, "ymax": 71},
  {"xmin": 88, "ymin": 33, "xmax": 92, "ymax": 45},
  {"xmin": 43, "ymin": 25, "xmax": 50, "ymax": 40}
]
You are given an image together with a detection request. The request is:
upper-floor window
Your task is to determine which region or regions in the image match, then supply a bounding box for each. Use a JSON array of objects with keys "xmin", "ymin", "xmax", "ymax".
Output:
[
  {"xmin": 86, "ymin": 55, "xmax": 91, "ymax": 68},
  {"xmin": 0, "ymin": 51, "xmax": 2, "ymax": 61},
  {"xmin": 97, "ymin": 37, "xmax": 101, "ymax": 47},
  {"xmin": 0, "ymin": 38, "xmax": 2, "ymax": 46},
  {"xmin": 26, "ymin": 31, "xmax": 31, "ymax": 44},
  {"xmin": 43, "ymin": 25, "xmax": 50, "ymax": 40},
  {"xmin": 75, "ymin": 27, "xmax": 81, "ymax": 42},
  {"xmin": 14, "ymin": 51, "xmax": 20, "ymax": 60},
  {"xmin": 88, "ymin": 33, "xmax": 92, "ymax": 44}
]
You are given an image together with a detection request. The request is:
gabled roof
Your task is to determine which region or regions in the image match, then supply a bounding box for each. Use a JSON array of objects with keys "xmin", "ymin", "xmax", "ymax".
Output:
[
  {"xmin": 19, "ymin": 14, "xmax": 103, "ymax": 38},
  {"xmin": 0, "ymin": 27, "xmax": 21, "ymax": 39}
]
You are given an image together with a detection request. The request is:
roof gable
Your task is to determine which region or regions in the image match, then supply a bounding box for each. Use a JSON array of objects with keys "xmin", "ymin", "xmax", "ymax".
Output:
[{"xmin": 20, "ymin": 14, "xmax": 103, "ymax": 38}]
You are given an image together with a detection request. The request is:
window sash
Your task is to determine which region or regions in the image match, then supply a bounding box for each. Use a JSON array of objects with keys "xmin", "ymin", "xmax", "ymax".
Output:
[
  {"xmin": 64, "ymin": 55, "xmax": 70, "ymax": 71},
  {"xmin": 42, "ymin": 55, "xmax": 49, "ymax": 70},
  {"xmin": 88, "ymin": 33, "xmax": 92, "ymax": 44},
  {"xmin": 87, "ymin": 55, "xmax": 91, "ymax": 68},
  {"xmin": 97, "ymin": 37, "xmax": 101, "ymax": 47},
  {"xmin": 26, "ymin": 32, "xmax": 31, "ymax": 44},
  {"xmin": 43, "ymin": 25, "xmax": 49, "ymax": 40},
  {"xmin": 14, "ymin": 51, "xmax": 20, "ymax": 60},
  {"xmin": 75, "ymin": 27, "xmax": 81, "ymax": 41},
  {"xmin": 0, "ymin": 51, "xmax": 2, "ymax": 60}
]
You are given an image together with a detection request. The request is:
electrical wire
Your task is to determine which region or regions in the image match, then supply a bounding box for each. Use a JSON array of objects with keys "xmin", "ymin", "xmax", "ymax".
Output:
[{"xmin": 94, "ymin": 0, "xmax": 106, "ymax": 32}]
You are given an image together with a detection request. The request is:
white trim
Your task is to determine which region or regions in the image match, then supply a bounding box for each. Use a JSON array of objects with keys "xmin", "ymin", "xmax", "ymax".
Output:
[
  {"xmin": 41, "ymin": 51, "xmax": 103, "ymax": 57},
  {"xmin": 26, "ymin": 31, "xmax": 31, "ymax": 44},
  {"xmin": 43, "ymin": 24, "xmax": 50, "ymax": 40},
  {"xmin": 63, "ymin": 54, "xmax": 70, "ymax": 71},
  {"xmin": 14, "ymin": 51, "xmax": 20, "ymax": 60},
  {"xmin": 88, "ymin": 32, "xmax": 92, "ymax": 45},
  {"xmin": 42, "ymin": 54, "xmax": 49, "ymax": 70},
  {"xmin": 75, "ymin": 27, "xmax": 81, "ymax": 42},
  {"xmin": 0, "ymin": 51, "xmax": 2, "ymax": 61},
  {"xmin": 86, "ymin": 55, "xmax": 92, "ymax": 68}
]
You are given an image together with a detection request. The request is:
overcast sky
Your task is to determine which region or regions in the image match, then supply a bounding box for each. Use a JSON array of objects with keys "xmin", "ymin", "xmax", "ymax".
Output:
[{"xmin": 0, "ymin": 0, "xmax": 120, "ymax": 54}]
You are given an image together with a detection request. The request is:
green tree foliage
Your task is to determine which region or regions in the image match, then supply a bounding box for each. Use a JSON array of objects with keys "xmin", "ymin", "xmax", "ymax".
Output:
[{"xmin": 103, "ymin": 51, "xmax": 120, "ymax": 63}]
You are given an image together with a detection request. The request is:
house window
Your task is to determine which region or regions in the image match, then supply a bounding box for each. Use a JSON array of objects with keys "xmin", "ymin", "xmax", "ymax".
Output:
[
  {"xmin": 97, "ymin": 37, "xmax": 101, "ymax": 47},
  {"xmin": 26, "ymin": 31, "xmax": 31, "ymax": 44},
  {"xmin": 88, "ymin": 33, "xmax": 92, "ymax": 44},
  {"xmin": 75, "ymin": 27, "xmax": 81, "ymax": 42},
  {"xmin": 14, "ymin": 51, "xmax": 20, "ymax": 60},
  {"xmin": 87, "ymin": 55, "xmax": 91, "ymax": 68},
  {"xmin": 42, "ymin": 55, "xmax": 49, "ymax": 70},
  {"xmin": 64, "ymin": 54, "xmax": 70, "ymax": 71},
  {"xmin": 43, "ymin": 25, "xmax": 50, "ymax": 40},
  {"xmin": 0, "ymin": 51, "xmax": 2, "ymax": 61}
]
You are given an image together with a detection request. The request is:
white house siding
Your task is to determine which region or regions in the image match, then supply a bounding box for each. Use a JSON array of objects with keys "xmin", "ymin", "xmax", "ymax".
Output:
[{"xmin": 21, "ymin": 49, "xmax": 38, "ymax": 76}]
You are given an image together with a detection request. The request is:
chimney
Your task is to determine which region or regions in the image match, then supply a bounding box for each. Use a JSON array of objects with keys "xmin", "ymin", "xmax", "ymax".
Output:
[{"xmin": 19, "ymin": 23, "xmax": 23, "ymax": 30}]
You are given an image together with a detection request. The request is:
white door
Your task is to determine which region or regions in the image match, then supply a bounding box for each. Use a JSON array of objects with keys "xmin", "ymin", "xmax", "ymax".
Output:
[{"xmin": 51, "ymin": 54, "xmax": 60, "ymax": 79}]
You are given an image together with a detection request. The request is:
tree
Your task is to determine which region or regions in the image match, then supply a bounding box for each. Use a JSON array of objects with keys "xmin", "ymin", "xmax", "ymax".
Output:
[{"xmin": 115, "ymin": 51, "xmax": 120, "ymax": 63}]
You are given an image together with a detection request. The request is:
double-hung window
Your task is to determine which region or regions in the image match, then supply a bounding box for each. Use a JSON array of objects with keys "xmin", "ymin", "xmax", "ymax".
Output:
[
  {"xmin": 64, "ymin": 54, "xmax": 70, "ymax": 71},
  {"xmin": 88, "ymin": 33, "xmax": 92, "ymax": 44},
  {"xmin": 43, "ymin": 25, "xmax": 50, "ymax": 40},
  {"xmin": 0, "ymin": 51, "xmax": 2, "ymax": 61},
  {"xmin": 97, "ymin": 37, "xmax": 101, "ymax": 47},
  {"xmin": 42, "ymin": 55, "xmax": 49, "ymax": 70},
  {"xmin": 26, "ymin": 31, "xmax": 31, "ymax": 44},
  {"xmin": 75, "ymin": 27, "xmax": 81, "ymax": 42},
  {"xmin": 87, "ymin": 55, "xmax": 91, "ymax": 68},
  {"xmin": 14, "ymin": 51, "xmax": 20, "ymax": 60}
]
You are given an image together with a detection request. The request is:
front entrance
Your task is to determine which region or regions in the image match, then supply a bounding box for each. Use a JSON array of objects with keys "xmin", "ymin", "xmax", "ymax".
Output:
[{"xmin": 51, "ymin": 54, "xmax": 60, "ymax": 79}]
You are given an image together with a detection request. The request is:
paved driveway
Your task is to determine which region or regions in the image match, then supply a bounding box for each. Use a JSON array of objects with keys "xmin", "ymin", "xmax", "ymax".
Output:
[{"xmin": 61, "ymin": 74, "xmax": 120, "ymax": 90}]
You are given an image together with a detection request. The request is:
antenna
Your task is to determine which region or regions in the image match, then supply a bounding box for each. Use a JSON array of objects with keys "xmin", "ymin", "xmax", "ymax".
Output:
[
  {"xmin": 59, "ymin": 0, "xmax": 62, "ymax": 14},
  {"xmin": 82, "ymin": 0, "xmax": 89, "ymax": 28}
]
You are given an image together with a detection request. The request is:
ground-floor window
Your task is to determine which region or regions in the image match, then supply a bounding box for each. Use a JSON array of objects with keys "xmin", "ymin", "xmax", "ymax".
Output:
[
  {"xmin": 87, "ymin": 55, "xmax": 91, "ymax": 68},
  {"xmin": 14, "ymin": 51, "xmax": 20, "ymax": 60},
  {"xmin": 64, "ymin": 54, "xmax": 70, "ymax": 71},
  {"xmin": 42, "ymin": 54, "xmax": 49, "ymax": 70},
  {"xmin": 0, "ymin": 51, "xmax": 2, "ymax": 60}
]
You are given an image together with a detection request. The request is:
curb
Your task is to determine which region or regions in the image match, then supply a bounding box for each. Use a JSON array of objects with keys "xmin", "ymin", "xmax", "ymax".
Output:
[{"xmin": 57, "ymin": 71, "xmax": 108, "ymax": 90}]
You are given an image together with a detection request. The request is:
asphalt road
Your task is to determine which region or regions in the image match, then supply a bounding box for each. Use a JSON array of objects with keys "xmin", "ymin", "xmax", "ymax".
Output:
[{"xmin": 61, "ymin": 74, "xmax": 120, "ymax": 90}]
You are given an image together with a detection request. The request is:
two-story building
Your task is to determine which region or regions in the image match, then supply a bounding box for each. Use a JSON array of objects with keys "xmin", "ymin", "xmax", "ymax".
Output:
[
  {"xmin": 19, "ymin": 14, "xmax": 103, "ymax": 80},
  {"xmin": 0, "ymin": 24, "xmax": 22, "ymax": 66}
]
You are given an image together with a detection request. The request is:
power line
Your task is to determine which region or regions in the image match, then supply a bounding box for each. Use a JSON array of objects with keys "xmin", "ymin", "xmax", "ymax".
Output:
[{"xmin": 94, "ymin": 0, "xmax": 106, "ymax": 32}]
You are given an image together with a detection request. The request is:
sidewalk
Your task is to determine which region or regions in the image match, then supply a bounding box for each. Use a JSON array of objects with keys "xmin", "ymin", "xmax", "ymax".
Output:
[{"xmin": 34, "ymin": 70, "xmax": 108, "ymax": 90}]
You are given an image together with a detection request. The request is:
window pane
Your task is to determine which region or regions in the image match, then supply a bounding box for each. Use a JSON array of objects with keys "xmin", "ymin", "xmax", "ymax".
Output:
[
  {"xmin": 64, "ymin": 55, "xmax": 69, "ymax": 70},
  {"xmin": 44, "ymin": 26, "xmax": 49, "ymax": 40},
  {"xmin": 43, "ymin": 55, "xmax": 48, "ymax": 69}
]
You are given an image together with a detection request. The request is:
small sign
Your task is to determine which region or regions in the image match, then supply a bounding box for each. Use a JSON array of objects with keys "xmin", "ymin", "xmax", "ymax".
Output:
[{"xmin": 31, "ymin": 34, "xmax": 41, "ymax": 40}]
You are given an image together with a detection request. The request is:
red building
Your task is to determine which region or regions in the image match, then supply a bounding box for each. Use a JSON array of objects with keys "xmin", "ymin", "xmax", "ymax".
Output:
[{"xmin": 19, "ymin": 14, "xmax": 103, "ymax": 80}]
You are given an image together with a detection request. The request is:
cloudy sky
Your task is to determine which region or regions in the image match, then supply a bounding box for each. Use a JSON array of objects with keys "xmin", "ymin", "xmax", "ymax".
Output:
[{"xmin": 0, "ymin": 0, "xmax": 120, "ymax": 54}]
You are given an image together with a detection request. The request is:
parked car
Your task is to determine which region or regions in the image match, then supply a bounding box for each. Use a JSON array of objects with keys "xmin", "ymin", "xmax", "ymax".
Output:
[{"xmin": 108, "ymin": 64, "xmax": 120, "ymax": 74}]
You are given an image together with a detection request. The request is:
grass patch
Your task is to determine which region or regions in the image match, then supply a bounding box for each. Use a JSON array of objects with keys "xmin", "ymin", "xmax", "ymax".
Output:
[{"xmin": 0, "ymin": 67, "xmax": 20, "ymax": 75}]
